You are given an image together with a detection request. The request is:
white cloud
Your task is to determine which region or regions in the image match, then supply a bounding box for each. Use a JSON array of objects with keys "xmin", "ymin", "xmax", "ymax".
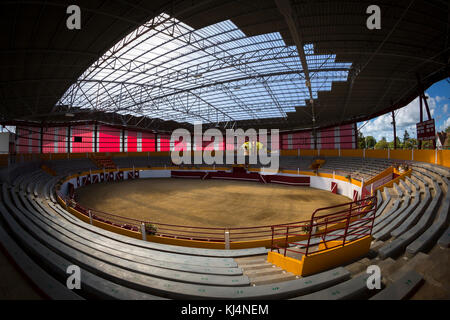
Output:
[
  {"xmin": 359, "ymin": 90, "xmax": 450, "ymax": 141},
  {"xmin": 360, "ymin": 92, "xmax": 449, "ymax": 139},
  {"xmin": 441, "ymin": 117, "xmax": 450, "ymax": 131},
  {"xmin": 360, "ymin": 96, "xmax": 423, "ymax": 141},
  {"xmin": 435, "ymin": 96, "xmax": 446, "ymax": 103}
]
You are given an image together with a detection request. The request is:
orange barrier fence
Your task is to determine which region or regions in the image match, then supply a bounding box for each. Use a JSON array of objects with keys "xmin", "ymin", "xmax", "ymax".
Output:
[
  {"xmin": 364, "ymin": 166, "xmax": 394, "ymax": 186},
  {"xmin": 376, "ymin": 168, "xmax": 412, "ymax": 191}
]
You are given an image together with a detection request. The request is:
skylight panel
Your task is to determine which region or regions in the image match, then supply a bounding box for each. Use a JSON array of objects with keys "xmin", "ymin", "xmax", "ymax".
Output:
[{"xmin": 58, "ymin": 12, "xmax": 352, "ymax": 123}]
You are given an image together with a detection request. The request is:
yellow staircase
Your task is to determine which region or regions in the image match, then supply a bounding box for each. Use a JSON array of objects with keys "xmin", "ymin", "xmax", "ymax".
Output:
[
  {"xmin": 41, "ymin": 164, "xmax": 57, "ymax": 176},
  {"xmin": 310, "ymin": 158, "xmax": 325, "ymax": 170},
  {"xmin": 90, "ymin": 155, "xmax": 117, "ymax": 169}
]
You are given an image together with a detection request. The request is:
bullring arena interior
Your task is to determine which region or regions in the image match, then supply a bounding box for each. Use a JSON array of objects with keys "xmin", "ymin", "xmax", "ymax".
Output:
[{"xmin": 0, "ymin": 0, "xmax": 449, "ymax": 305}]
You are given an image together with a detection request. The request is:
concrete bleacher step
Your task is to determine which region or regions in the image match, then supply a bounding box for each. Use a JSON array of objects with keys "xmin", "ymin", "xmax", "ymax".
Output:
[
  {"xmin": 374, "ymin": 198, "xmax": 400, "ymax": 223},
  {"xmin": 416, "ymin": 168, "xmax": 443, "ymax": 186},
  {"xmin": 370, "ymin": 269, "xmax": 423, "ymax": 300},
  {"xmin": 438, "ymin": 226, "xmax": 450, "ymax": 249},
  {"xmin": 0, "ymin": 200, "xmax": 165, "ymax": 299},
  {"xmin": 393, "ymin": 183, "xmax": 403, "ymax": 198},
  {"xmin": 412, "ymin": 173, "xmax": 428, "ymax": 187},
  {"xmin": 244, "ymin": 266, "xmax": 285, "ymax": 278},
  {"xmin": 399, "ymin": 179, "xmax": 411, "ymax": 195},
  {"xmin": 373, "ymin": 257, "xmax": 397, "ymax": 278},
  {"xmin": 46, "ymin": 198, "xmax": 269, "ymax": 260},
  {"xmin": 370, "ymin": 240, "xmax": 385, "ymax": 252},
  {"xmin": 293, "ymin": 272, "xmax": 373, "ymax": 300},
  {"xmin": 407, "ymin": 245, "xmax": 450, "ymax": 299},
  {"xmin": 387, "ymin": 253, "xmax": 429, "ymax": 284},
  {"xmin": 249, "ymin": 271, "xmax": 297, "ymax": 286},
  {"xmin": 7, "ymin": 190, "xmax": 252, "ymax": 287},
  {"xmin": 377, "ymin": 181, "xmax": 442, "ymax": 259},
  {"xmin": 237, "ymin": 262, "xmax": 273, "ymax": 271},
  {"xmin": 406, "ymin": 184, "xmax": 449, "ymax": 256},
  {"xmin": 0, "ymin": 221, "xmax": 83, "ymax": 300},
  {"xmin": 233, "ymin": 255, "xmax": 267, "ymax": 265},
  {"xmin": 373, "ymin": 194, "xmax": 419, "ymax": 241},
  {"xmin": 405, "ymin": 176, "xmax": 419, "ymax": 192},
  {"xmin": 343, "ymin": 257, "xmax": 372, "ymax": 276},
  {"xmin": 374, "ymin": 196, "xmax": 406, "ymax": 224},
  {"xmin": 15, "ymin": 191, "xmax": 244, "ymax": 276}
]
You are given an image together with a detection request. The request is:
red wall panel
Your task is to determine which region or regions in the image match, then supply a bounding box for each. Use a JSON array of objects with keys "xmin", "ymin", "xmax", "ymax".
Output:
[
  {"xmin": 141, "ymin": 132, "xmax": 155, "ymax": 152},
  {"xmin": 339, "ymin": 124, "xmax": 355, "ymax": 149},
  {"xmin": 126, "ymin": 130, "xmax": 137, "ymax": 152},
  {"xmin": 98, "ymin": 125, "xmax": 121, "ymax": 152},
  {"xmin": 158, "ymin": 134, "xmax": 171, "ymax": 152},
  {"xmin": 42, "ymin": 127, "xmax": 56, "ymax": 153},
  {"xmin": 71, "ymin": 125, "xmax": 94, "ymax": 153},
  {"xmin": 281, "ymin": 124, "xmax": 356, "ymax": 150}
]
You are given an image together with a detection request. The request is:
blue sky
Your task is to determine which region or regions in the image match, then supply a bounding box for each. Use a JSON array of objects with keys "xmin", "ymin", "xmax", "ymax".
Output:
[{"xmin": 358, "ymin": 78, "xmax": 450, "ymax": 142}]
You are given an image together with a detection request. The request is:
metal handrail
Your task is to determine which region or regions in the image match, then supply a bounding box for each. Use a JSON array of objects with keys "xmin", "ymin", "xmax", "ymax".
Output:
[
  {"xmin": 58, "ymin": 189, "xmax": 376, "ymax": 245},
  {"xmin": 270, "ymin": 196, "xmax": 377, "ymax": 257}
]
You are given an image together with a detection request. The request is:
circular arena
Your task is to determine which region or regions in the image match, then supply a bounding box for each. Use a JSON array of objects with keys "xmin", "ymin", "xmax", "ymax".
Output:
[
  {"xmin": 75, "ymin": 178, "xmax": 350, "ymax": 228},
  {"xmin": 0, "ymin": 0, "xmax": 449, "ymax": 304}
]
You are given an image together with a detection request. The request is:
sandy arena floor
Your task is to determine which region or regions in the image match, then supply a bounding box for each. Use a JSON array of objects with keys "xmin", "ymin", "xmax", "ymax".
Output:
[{"xmin": 75, "ymin": 178, "xmax": 351, "ymax": 228}]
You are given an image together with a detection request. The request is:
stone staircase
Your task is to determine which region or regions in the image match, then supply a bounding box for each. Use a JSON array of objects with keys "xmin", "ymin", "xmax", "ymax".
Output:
[
  {"xmin": 234, "ymin": 255, "xmax": 298, "ymax": 286},
  {"xmin": 90, "ymin": 155, "xmax": 117, "ymax": 169}
]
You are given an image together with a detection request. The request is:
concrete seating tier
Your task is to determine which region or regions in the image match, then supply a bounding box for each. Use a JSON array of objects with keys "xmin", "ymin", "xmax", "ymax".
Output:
[{"xmin": 0, "ymin": 156, "xmax": 448, "ymax": 300}]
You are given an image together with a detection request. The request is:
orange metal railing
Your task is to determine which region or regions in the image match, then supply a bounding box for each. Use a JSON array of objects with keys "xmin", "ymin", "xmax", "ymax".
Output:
[{"xmin": 270, "ymin": 196, "xmax": 377, "ymax": 257}]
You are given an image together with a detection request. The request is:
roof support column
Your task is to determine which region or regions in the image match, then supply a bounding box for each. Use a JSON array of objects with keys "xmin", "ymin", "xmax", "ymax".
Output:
[
  {"xmin": 40, "ymin": 126, "xmax": 43, "ymax": 154},
  {"xmin": 276, "ymin": 0, "xmax": 317, "ymax": 146},
  {"xmin": 391, "ymin": 111, "xmax": 397, "ymax": 150},
  {"xmin": 67, "ymin": 125, "xmax": 71, "ymax": 155}
]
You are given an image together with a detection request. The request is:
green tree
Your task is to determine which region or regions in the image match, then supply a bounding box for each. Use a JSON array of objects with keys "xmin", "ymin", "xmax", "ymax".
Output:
[
  {"xmin": 388, "ymin": 137, "xmax": 402, "ymax": 149},
  {"xmin": 402, "ymin": 130, "xmax": 411, "ymax": 149},
  {"xmin": 404, "ymin": 138, "xmax": 417, "ymax": 149},
  {"xmin": 446, "ymin": 126, "xmax": 450, "ymax": 133},
  {"xmin": 365, "ymin": 136, "xmax": 377, "ymax": 149},
  {"xmin": 358, "ymin": 131, "xmax": 366, "ymax": 149},
  {"xmin": 422, "ymin": 140, "xmax": 434, "ymax": 149},
  {"xmin": 403, "ymin": 130, "xmax": 410, "ymax": 143},
  {"xmin": 375, "ymin": 137, "xmax": 389, "ymax": 149}
]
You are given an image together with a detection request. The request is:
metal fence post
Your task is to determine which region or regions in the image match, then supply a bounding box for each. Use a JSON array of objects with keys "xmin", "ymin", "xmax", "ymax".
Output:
[
  {"xmin": 224, "ymin": 230, "xmax": 230, "ymax": 250},
  {"xmin": 141, "ymin": 222, "xmax": 147, "ymax": 241},
  {"xmin": 88, "ymin": 210, "xmax": 93, "ymax": 225},
  {"xmin": 284, "ymin": 226, "xmax": 289, "ymax": 256},
  {"xmin": 270, "ymin": 226, "xmax": 274, "ymax": 251},
  {"xmin": 343, "ymin": 203, "xmax": 352, "ymax": 246}
]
